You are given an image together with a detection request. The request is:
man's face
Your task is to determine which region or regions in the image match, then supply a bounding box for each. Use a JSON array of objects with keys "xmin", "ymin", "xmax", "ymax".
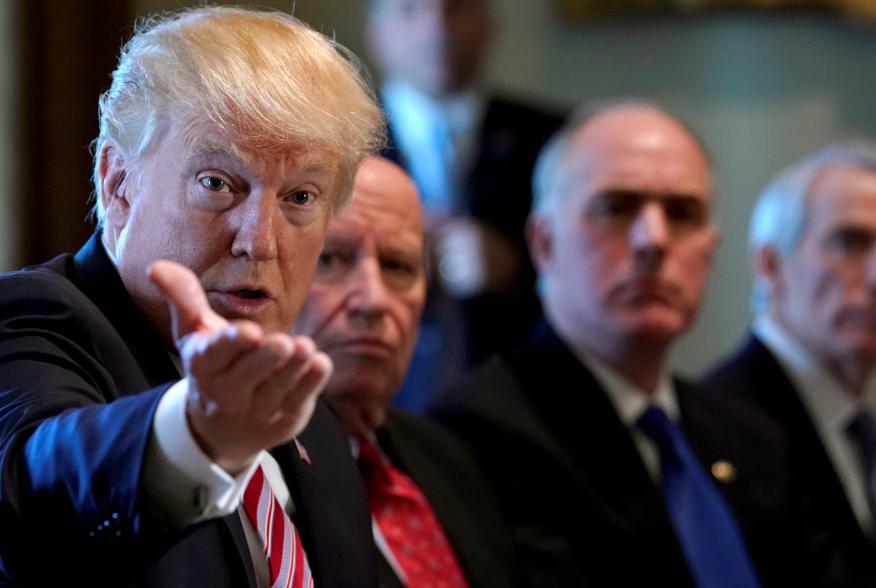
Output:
[
  {"xmin": 771, "ymin": 164, "xmax": 876, "ymax": 370},
  {"xmin": 532, "ymin": 108, "xmax": 717, "ymax": 355},
  {"xmin": 103, "ymin": 113, "xmax": 338, "ymax": 342},
  {"xmin": 295, "ymin": 158, "xmax": 426, "ymax": 405},
  {"xmin": 367, "ymin": 0, "xmax": 491, "ymax": 98}
]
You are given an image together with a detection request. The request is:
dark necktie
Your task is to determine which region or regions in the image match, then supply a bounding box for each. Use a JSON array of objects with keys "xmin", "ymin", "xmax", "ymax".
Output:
[
  {"xmin": 242, "ymin": 465, "xmax": 313, "ymax": 588},
  {"xmin": 357, "ymin": 437, "xmax": 468, "ymax": 588},
  {"xmin": 637, "ymin": 405, "xmax": 761, "ymax": 588},
  {"xmin": 845, "ymin": 409, "xmax": 876, "ymax": 534}
]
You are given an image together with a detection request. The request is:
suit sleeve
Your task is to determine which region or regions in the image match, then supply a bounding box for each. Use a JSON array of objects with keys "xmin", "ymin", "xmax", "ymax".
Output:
[{"xmin": 0, "ymin": 269, "xmax": 180, "ymax": 583}]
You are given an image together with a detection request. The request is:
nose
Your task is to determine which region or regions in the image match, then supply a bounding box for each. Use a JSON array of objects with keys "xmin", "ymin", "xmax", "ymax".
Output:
[
  {"xmin": 347, "ymin": 257, "xmax": 390, "ymax": 321},
  {"xmin": 629, "ymin": 202, "xmax": 669, "ymax": 269},
  {"xmin": 230, "ymin": 192, "xmax": 278, "ymax": 261}
]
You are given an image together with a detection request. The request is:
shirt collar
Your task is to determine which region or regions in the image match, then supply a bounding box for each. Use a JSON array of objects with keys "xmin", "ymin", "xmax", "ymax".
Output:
[
  {"xmin": 382, "ymin": 80, "xmax": 485, "ymax": 142},
  {"xmin": 570, "ymin": 344, "xmax": 680, "ymax": 425},
  {"xmin": 753, "ymin": 314, "xmax": 876, "ymax": 430}
]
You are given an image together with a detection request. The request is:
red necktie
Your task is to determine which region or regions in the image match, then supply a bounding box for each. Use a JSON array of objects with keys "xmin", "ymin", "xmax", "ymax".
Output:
[
  {"xmin": 357, "ymin": 438, "xmax": 468, "ymax": 588},
  {"xmin": 242, "ymin": 465, "xmax": 314, "ymax": 588}
]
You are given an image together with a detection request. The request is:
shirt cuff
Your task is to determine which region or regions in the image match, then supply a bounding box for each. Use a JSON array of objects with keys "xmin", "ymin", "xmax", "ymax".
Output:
[{"xmin": 143, "ymin": 378, "xmax": 262, "ymax": 527}]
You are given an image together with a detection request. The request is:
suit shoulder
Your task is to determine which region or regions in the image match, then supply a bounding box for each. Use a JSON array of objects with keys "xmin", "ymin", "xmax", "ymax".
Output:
[
  {"xmin": 429, "ymin": 354, "xmax": 523, "ymax": 420},
  {"xmin": 387, "ymin": 408, "xmax": 474, "ymax": 457},
  {"xmin": 0, "ymin": 254, "xmax": 83, "ymax": 304}
]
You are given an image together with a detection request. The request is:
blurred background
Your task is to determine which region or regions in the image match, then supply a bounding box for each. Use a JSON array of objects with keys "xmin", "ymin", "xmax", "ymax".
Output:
[{"xmin": 1, "ymin": 0, "xmax": 875, "ymax": 376}]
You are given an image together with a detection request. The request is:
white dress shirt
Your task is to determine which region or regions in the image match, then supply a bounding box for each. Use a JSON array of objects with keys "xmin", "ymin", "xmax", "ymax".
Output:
[
  {"xmin": 570, "ymin": 345, "xmax": 681, "ymax": 482},
  {"xmin": 103, "ymin": 232, "xmax": 290, "ymax": 587},
  {"xmin": 754, "ymin": 314, "xmax": 876, "ymax": 534},
  {"xmin": 349, "ymin": 435, "xmax": 410, "ymax": 586},
  {"xmin": 382, "ymin": 79, "xmax": 486, "ymax": 214}
]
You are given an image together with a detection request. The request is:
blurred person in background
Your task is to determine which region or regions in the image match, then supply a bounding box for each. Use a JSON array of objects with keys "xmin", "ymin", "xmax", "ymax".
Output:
[
  {"xmin": 431, "ymin": 100, "xmax": 805, "ymax": 587},
  {"xmin": 703, "ymin": 142, "xmax": 876, "ymax": 586},
  {"xmin": 365, "ymin": 0, "xmax": 564, "ymax": 409}
]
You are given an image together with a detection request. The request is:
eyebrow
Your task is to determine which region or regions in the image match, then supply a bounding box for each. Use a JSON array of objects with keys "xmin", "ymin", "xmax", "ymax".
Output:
[
  {"xmin": 594, "ymin": 188, "xmax": 708, "ymax": 202},
  {"xmin": 189, "ymin": 140, "xmax": 250, "ymax": 167}
]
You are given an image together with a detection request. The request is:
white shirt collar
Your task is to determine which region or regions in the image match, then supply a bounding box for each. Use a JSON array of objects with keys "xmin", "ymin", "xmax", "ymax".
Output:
[
  {"xmin": 754, "ymin": 313, "xmax": 876, "ymax": 532},
  {"xmin": 565, "ymin": 341, "xmax": 679, "ymax": 481},
  {"xmin": 753, "ymin": 314, "xmax": 876, "ymax": 426}
]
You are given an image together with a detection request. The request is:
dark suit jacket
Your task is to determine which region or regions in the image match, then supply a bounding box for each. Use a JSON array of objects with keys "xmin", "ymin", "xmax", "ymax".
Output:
[
  {"xmin": 702, "ymin": 334, "xmax": 876, "ymax": 587},
  {"xmin": 371, "ymin": 408, "xmax": 519, "ymax": 588},
  {"xmin": 428, "ymin": 322, "xmax": 805, "ymax": 587},
  {"xmin": 385, "ymin": 95, "xmax": 564, "ymax": 409},
  {"xmin": 0, "ymin": 233, "xmax": 377, "ymax": 587}
]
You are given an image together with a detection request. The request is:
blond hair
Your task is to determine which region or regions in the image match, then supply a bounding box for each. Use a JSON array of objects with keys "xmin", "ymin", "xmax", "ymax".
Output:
[{"xmin": 92, "ymin": 6, "xmax": 385, "ymax": 222}]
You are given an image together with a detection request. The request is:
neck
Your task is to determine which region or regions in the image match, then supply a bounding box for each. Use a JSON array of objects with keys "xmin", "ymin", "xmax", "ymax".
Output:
[
  {"xmin": 595, "ymin": 344, "xmax": 667, "ymax": 396},
  {"xmin": 325, "ymin": 395, "xmax": 388, "ymax": 438},
  {"xmin": 770, "ymin": 309, "xmax": 874, "ymax": 399},
  {"xmin": 825, "ymin": 357, "xmax": 873, "ymax": 399}
]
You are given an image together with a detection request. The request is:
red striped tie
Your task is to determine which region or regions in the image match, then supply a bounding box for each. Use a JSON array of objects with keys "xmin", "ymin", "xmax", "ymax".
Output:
[{"xmin": 242, "ymin": 465, "xmax": 314, "ymax": 588}]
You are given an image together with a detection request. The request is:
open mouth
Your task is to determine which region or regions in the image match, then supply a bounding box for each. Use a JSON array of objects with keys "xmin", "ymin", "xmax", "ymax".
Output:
[{"xmin": 232, "ymin": 289, "xmax": 267, "ymax": 300}]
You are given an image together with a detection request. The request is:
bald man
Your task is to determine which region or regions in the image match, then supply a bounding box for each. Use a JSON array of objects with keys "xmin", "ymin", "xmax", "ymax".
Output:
[
  {"xmin": 431, "ymin": 101, "xmax": 800, "ymax": 587},
  {"xmin": 295, "ymin": 157, "xmax": 518, "ymax": 588}
]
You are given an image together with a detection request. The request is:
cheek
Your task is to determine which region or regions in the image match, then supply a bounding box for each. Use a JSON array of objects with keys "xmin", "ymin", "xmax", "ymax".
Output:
[
  {"xmin": 279, "ymin": 232, "xmax": 329, "ymax": 295},
  {"xmin": 296, "ymin": 291, "xmax": 341, "ymax": 340}
]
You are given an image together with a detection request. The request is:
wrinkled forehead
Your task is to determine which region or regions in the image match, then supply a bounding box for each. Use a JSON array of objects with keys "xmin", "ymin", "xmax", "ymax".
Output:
[
  {"xmin": 806, "ymin": 164, "xmax": 876, "ymax": 218},
  {"xmin": 328, "ymin": 193, "xmax": 424, "ymax": 252},
  {"xmin": 148, "ymin": 112, "xmax": 340, "ymax": 183}
]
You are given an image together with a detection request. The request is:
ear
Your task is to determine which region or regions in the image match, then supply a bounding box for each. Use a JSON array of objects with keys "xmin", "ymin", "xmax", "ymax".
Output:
[
  {"xmin": 98, "ymin": 143, "xmax": 132, "ymax": 253},
  {"xmin": 752, "ymin": 244, "xmax": 784, "ymax": 300},
  {"xmin": 526, "ymin": 213, "xmax": 554, "ymax": 274}
]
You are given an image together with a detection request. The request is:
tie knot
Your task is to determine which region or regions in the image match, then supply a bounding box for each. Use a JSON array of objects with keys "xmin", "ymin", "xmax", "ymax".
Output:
[
  {"xmin": 357, "ymin": 437, "xmax": 395, "ymax": 488},
  {"xmin": 637, "ymin": 405, "xmax": 684, "ymax": 464}
]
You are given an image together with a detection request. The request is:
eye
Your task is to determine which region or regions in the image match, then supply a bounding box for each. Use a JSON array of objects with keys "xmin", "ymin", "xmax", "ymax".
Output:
[
  {"xmin": 663, "ymin": 197, "xmax": 707, "ymax": 228},
  {"xmin": 314, "ymin": 248, "xmax": 352, "ymax": 281},
  {"xmin": 381, "ymin": 255, "xmax": 422, "ymax": 289},
  {"xmin": 587, "ymin": 191, "xmax": 642, "ymax": 223},
  {"xmin": 828, "ymin": 227, "xmax": 874, "ymax": 256},
  {"xmin": 317, "ymin": 250, "xmax": 342, "ymax": 269},
  {"xmin": 198, "ymin": 175, "xmax": 231, "ymax": 193},
  {"xmin": 285, "ymin": 191, "xmax": 316, "ymax": 206}
]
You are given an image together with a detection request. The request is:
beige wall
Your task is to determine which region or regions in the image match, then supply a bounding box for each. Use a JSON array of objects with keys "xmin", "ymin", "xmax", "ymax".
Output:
[{"xmin": 129, "ymin": 1, "xmax": 876, "ymax": 376}]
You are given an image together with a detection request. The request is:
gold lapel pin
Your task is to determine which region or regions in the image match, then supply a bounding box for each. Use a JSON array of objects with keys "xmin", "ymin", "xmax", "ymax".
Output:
[{"xmin": 711, "ymin": 460, "xmax": 737, "ymax": 484}]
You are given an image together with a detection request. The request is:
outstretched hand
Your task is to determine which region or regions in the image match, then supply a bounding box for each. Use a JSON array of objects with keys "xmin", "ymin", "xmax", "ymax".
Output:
[{"xmin": 149, "ymin": 260, "xmax": 332, "ymax": 474}]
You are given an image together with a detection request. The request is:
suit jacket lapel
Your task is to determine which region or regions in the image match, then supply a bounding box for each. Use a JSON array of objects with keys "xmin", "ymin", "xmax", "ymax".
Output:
[
  {"xmin": 274, "ymin": 402, "xmax": 376, "ymax": 588},
  {"xmin": 377, "ymin": 412, "xmax": 478, "ymax": 581},
  {"xmin": 514, "ymin": 323, "xmax": 690, "ymax": 566},
  {"xmin": 72, "ymin": 232, "xmax": 179, "ymax": 390},
  {"xmin": 744, "ymin": 337, "xmax": 868, "ymax": 543}
]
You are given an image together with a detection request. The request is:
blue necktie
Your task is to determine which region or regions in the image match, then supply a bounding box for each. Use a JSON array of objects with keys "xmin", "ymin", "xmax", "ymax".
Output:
[{"xmin": 637, "ymin": 405, "xmax": 761, "ymax": 588}]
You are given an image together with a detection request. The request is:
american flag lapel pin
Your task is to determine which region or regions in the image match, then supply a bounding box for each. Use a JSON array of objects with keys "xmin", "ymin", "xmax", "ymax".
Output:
[{"xmin": 294, "ymin": 437, "xmax": 311, "ymax": 466}]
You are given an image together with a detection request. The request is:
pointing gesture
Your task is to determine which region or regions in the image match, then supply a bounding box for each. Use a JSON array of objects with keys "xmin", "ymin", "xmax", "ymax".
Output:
[{"xmin": 149, "ymin": 260, "xmax": 332, "ymax": 474}]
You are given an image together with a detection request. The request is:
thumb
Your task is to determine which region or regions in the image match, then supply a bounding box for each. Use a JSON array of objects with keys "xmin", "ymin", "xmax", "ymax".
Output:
[{"xmin": 148, "ymin": 260, "xmax": 227, "ymax": 344}]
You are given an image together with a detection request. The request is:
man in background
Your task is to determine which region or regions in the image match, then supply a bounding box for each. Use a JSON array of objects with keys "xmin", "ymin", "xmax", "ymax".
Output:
[
  {"xmin": 0, "ymin": 7, "xmax": 384, "ymax": 586},
  {"xmin": 365, "ymin": 0, "xmax": 563, "ymax": 408},
  {"xmin": 703, "ymin": 143, "xmax": 876, "ymax": 586},
  {"xmin": 431, "ymin": 100, "xmax": 800, "ymax": 587},
  {"xmin": 295, "ymin": 156, "xmax": 518, "ymax": 588}
]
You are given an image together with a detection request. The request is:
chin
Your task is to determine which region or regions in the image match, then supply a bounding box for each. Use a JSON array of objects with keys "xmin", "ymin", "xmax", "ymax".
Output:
[
  {"xmin": 328, "ymin": 372, "xmax": 390, "ymax": 400},
  {"xmin": 626, "ymin": 319, "xmax": 685, "ymax": 345}
]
